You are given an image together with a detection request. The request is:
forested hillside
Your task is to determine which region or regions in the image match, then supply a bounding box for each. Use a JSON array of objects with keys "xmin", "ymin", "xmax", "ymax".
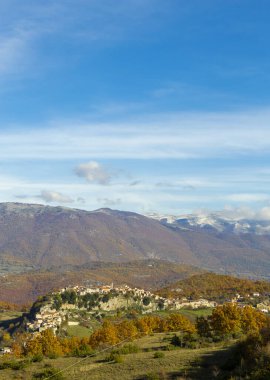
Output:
[{"xmin": 158, "ymin": 272, "xmax": 270, "ymax": 301}]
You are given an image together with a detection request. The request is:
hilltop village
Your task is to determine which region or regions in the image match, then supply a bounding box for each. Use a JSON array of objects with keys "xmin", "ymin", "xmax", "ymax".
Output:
[
  {"xmin": 26, "ymin": 284, "xmax": 216, "ymax": 334},
  {"xmin": 24, "ymin": 282, "xmax": 270, "ymax": 336}
]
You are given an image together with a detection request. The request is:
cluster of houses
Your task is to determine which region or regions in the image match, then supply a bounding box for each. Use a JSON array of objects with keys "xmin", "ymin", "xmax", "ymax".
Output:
[
  {"xmin": 26, "ymin": 303, "xmax": 66, "ymax": 334},
  {"xmin": 25, "ymin": 283, "xmax": 157, "ymax": 334},
  {"xmin": 229, "ymin": 292, "xmax": 270, "ymax": 313},
  {"xmin": 24, "ymin": 283, "xmax": 218, "ymax": 335},
  {"xmin": 20, "ymin": 284, "xmax": 270, "ymax": 337},
  {"xmin": 1, "ymin": 285, "xmax": 269, "ymax": 357},
  {"xmin": 60, "ymin": 283, "xmax": 153, "ymax": 297}
]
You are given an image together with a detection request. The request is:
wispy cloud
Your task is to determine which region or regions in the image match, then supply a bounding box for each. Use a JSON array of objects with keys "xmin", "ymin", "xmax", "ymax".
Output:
[
  {"xmin": 1, "ymin": 107, "xmax": 270, "ymax": 160},
  {"xmin": 0, "ymin": 33, "xmax": 31, "ymax": 76},
  {"xmin": 0, "ymin": 0, "xmax": 166, "ymax": 80}
]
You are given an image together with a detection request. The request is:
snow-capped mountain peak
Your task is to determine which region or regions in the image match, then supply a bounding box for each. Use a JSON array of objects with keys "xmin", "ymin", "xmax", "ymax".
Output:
[{"xmin": 147, "ymin": 212, "xmax": 270, "ymax": 235}]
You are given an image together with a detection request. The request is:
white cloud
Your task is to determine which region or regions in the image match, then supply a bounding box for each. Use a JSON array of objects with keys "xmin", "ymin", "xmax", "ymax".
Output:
[
  {"xmin": 193, "ymin": 206, "xmax": 270, "ymax": 222},
  {"xmin": 225, "ymin": 193, "xmax": 270, "ymax": 202},
  {"xmin": 38, "ymin": 190, "xmax": 74, "ymax": 204},
  {"xmin": 74, "ymin": 161, "xmax": 111, "ymax": 185},
  {"xmin": 1, "ymin": 107, "xmax": 270, "ymax": 160},
  {"xmin": 256, "ymin": 207, "xmax": 270, "ymax": 221}
]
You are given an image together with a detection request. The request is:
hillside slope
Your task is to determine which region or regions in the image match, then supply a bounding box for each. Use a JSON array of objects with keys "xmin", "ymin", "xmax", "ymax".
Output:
[
  {"xmin": 0, "ymin": 203, "xmax": 197, "ymax": 271},
  {"xmin": 0, "ymin": 203, "xmax": 270, "ymax": 278},
  {"xmin": 0, "ymin": 260, "xmax": 203, "ymax": 305},
  {"xmin": 158, "ymin": 272, "xmax": 270, "ymax": 301}
]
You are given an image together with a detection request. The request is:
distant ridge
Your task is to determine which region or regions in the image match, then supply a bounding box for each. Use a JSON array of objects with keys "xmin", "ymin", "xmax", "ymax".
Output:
[
  {"xmin": 0, "ymin": 202, "xmax": 197, "ymax": 270},
  {"xmin": 0, "ymin": 259, "xmax": 203, "ymax": 305},
  {"xmin": 0, "ymin": 203, "xmax": 270, "ymax": 278}
]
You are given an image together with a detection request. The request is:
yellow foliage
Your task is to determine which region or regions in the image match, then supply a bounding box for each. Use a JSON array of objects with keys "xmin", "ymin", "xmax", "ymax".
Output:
[
  {"xmin": 25, "ymin": 329, "xmax": 63, "ymax": 357},
  {"xmin": 2, "ymin": 332, "xmax": 11, "ymax": 342},
  {"xmin": 89, "ymin": 321, "xmax": 119, "ymax": 348},
  {"xmin": 211, "ymin": 303, "xmax": 242, "ymax": 336},
  {"xmin": 204, "ymin": 303, "xmax": 269, "ymax": 337},
  {"xmin": 11, "ymin": 342, "xmax": 23, "ymax": 357},
  {"xmin": 163, "ymin": 313, "xmax": 196, "ymax": 334},
  {"xmin": 135, "ymin": 315, "xmax": 161, "ymax": 334},
  {"xmin": 117, "ymin": 320, "xmax": 138, "ymax": 340},
  {"xmin": 240, "ymin": 305, "xmax": 267, "ymax": 334}
]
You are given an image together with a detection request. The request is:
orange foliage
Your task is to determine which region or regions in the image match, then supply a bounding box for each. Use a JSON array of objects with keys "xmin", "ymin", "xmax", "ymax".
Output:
[
  {"xmin": 14, "ymin": 306, "xmax": 270, "ymax": 359},
  {"xmin": 89, "ymin": 321, "xmax": 120, "ymax": 348},
  {"xmin": 197, "ymin": 303, "xmax": 269, "ymax": 337},
  {"xmin": 24, "ymin": 329, "xmax": 63, "ymax": 357},
  {"xmin": 162, "ymin": 313, "xmax": 196, "ymax": 334}
]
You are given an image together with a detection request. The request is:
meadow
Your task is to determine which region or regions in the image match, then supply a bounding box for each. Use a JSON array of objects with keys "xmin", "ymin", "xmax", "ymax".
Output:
[{"xmin": 0, "ymin": 332, "xmax": 233, "ymax": 380}]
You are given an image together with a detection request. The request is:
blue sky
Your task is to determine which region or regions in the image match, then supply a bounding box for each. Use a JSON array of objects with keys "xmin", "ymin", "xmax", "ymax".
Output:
[{"xmin": 0, "ymin": 0, "xmax": 270, "ymax": 217}]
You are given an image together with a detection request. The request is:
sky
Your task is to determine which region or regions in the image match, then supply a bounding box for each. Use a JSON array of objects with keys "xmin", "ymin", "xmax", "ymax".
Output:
[{"xmin": 0, "ymin": 0, "xmax": 270, "ymax": 217}]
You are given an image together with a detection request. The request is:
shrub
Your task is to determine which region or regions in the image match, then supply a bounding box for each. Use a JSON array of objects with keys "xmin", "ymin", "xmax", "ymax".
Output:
[
  {"xmin": 154, "ymin": 351, "xmax": 165, "ymax": 359},
  {"xmin": 105, "ymin": 352, "xmax": 124, "ymax": 363},
  {"xmin": 72, "ymin": 345, "xmax": 94, "ymax": 357},
  {"xmin": 48, "ymin": 352, "xmax": 59, "ymax": 359},
  {"xmin": 0, "ymin": 360, "xmax": 29, "ymax": 370},
  {"xmin": 31, "ymin": 353, "xmax": 44, "ymax": 362},
  {"xmin": 165, "ymin": 344, "xmax": 178, "ymax": 351},
  {"xmin": 143, "ymin": 297, "xmax": 151, "ymax": 306},
  {"xmin": 33, "ymin": 367, "xmax": 65, "ymax": 379},
  {"xmin": 171, "ymin": 334, "xmax": 183, "ymax": 347},
  {"xmin": 145, "ymin": 372, "xmax": 161, "ymax": 380},
  {"xmin": 114, "ymin": 343, "xmax": 139, "ymax": 355},
  {"xmin": 101, "ymin": 294, "xmax": 110, "ymax": 303}
]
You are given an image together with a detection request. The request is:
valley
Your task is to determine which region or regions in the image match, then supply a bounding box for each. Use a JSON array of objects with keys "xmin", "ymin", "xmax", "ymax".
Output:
[{"xmin": 1, "ymin": 203, "xmax": 270, "ymax": 379}]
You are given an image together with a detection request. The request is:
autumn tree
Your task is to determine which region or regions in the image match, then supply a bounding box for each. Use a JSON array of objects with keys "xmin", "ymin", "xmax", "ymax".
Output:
[
  {"xmin": 197, "ymin": 304, "xmax": 269, "ymax": 338},
  {"xmin": 240, "ymin": 305, "xmax": 267, "ymax": 334},
  {"xmin": 25, "ymin": 329, "xmax": 63, "ymax": 357},
  {"xmin": 210, "ymin": 303, "xmax": 242, "ymax": 337},
  {"xmin": 163, "ymin": 314, "xmax": 196, "ymax": 334},
  {"xmin": 117, "ymin": 320, "xmax": 138, "ymax": 340},
  {"xmin": 196, "ymin": 316, "xmax": 211, "ymax": 337},
  {"xmin": 89, "ymin": 321, "xmax": 119, "ymax": 348}
]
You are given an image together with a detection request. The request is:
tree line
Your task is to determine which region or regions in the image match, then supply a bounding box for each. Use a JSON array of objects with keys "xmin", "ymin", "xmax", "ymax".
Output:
[{"xmin": 3, "ymin": 304, "xmax": 269, "ymax": 360}]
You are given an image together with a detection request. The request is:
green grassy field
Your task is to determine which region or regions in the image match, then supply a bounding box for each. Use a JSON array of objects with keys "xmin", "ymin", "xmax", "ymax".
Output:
[
  {"xmin": 66, "ymin": 324, "xmax": 93, "ymax": 338},
  {"xmin": 0, "ymin": 332, "xmax": 234, "ymax": 380},
  {"xmin": 177, "ymin": 307, "xmax": 213, "ymax": 321},
  {"xmin": 152, "ymin": 307, "xmax": 213, "ymax": 322}
]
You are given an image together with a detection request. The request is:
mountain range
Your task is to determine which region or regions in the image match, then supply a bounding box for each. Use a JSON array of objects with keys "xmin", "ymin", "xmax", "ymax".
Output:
[
  {"xmin": 0, "ymin": 202, "xmax": 270, "ymax": 279},
  {"xmin": 149, "ymin": 211, "xmax": 270, "ymax": 235}
]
